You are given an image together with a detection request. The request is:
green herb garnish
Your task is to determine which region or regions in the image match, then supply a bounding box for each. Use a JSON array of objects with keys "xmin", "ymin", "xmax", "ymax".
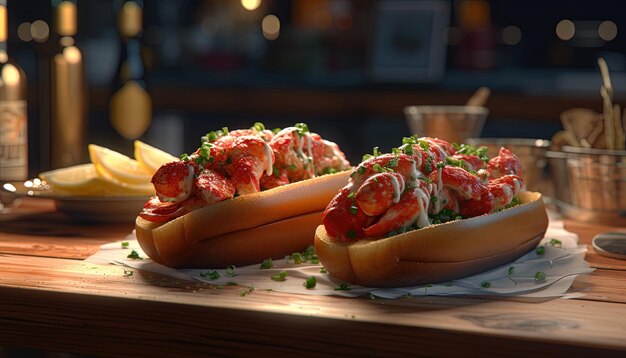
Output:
[
  {"xmin": 260, "ymin": 259, "xmax": 273, "ymax": 269},
  {"xmin": 534, "ymin": 271, "xmax": 547, "ymax": 282},
  {"xmin": 334, "ymin": 283, "xmax": 351, "ymax": 291},
  {"xmin": 508, "ymin": 266, "xmax": 515, "ymax": 276},
  {"xmin": 240, "ymin": 286, "xmax": 254, "ymax": 296},
  {"xmin": 126, "ymin": 250, "xmax": 143, "ymax": 260},
  {"xmin": 347, "ymin": 192, "xmax": 356, "ymax": 200},
  {"xmin": 535, "ymin": 246, "xmax": 545, "ymax": 256},
  {"xmin": 121, "ymin": 241, "xmax": 129, "ymax": 249},
  {"xmin": 320, "ymin": 267, "xmax": 327, "ymax": 273},
  {"xmin": 271, "ymin": 271, "xmax": 287, "ymax": 281},
  {"xmin": 349, "ymin": 205, "xmax": 358, "ymax": 215},
  {"xmin": 225, "ymin": 265, "xmax": 237, "ymax": 277},
  {"xmin": 303, "ymin": 276, "xmax": 317, "ymax": 289},
  {"xmin": 481, "ymin": 281, "xmax": 491, "ymax": 288},
  {"xmin": 200, "ymin": 270, "xmax": 220, "ymax": 280},
  {"xmin": 548, "ymin": 238, "xmax": 563, "ymax": 248},
  {"xmin": 123, "ymin": 269, "xmax": 133, "ymax": 277}
]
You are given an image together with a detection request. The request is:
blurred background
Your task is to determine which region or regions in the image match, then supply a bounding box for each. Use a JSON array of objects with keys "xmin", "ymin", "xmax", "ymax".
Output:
[{"xmin": 6, "ymin": 0, "xmax": 626, "ymax": 175}]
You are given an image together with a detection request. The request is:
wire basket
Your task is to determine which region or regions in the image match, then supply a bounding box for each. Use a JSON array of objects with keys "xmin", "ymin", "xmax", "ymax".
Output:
[{"xmin": 546, "ymin": 146, "xmax": 626, "ymax": 224}]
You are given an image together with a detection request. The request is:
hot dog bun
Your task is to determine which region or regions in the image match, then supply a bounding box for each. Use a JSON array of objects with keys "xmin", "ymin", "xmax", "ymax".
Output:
[
  {"xmin": 136, "ymin": 170, "xmax": 350, "ymax": 268},
  {"xmin": 314, "ymin": 191, "xmax": 548, "ymax": 287}
]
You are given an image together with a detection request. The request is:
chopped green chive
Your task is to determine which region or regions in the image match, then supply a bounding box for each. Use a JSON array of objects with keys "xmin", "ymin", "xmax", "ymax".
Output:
[
  {"xmin": 200, "ymin": 270, "xmax": 220, "ymax": 280},
  {"xmin": 121, "ymin": 241, "xmax": 129, "ymax": 249},
  {"xmin": 253, "ymin": 122, "xmax": 265, "ymax": 131},
  {"xmin": 126, "ymin": 250, "xmax": 143, "ymax": 260},
  {"xmin": 347, "ymin": 192, "xmax": 356, "ymax": 200},
  {"xmin": 291, "ymin": 252, "xmax": 304, "ymax": 264},
  {"xmin": 225, "ymin": 265, "xmax": 237, "ymax": 277},
  {"xmin": 548, "ymin": 238, "xmax": 562, "ymax": 248},
  {"xmin": 334, "ymin": 283, "xmax": 351, "ymax": 291},
  {"xmin": 240, "ymin": 286, "xmax": 254, "ymax": 296},
  {"xmin": 180, "ymin": 153, "xmax": 189, "ymax": 161},
  {"xmin": 260, "ymin": 258, "xmax": 273, "ymax": 269},
  {"xmin": 508, "ymin": 266, "xmax": 515, "ymax": 276},
  {"xmin": 303, "ymin": 276, "xmax": 317, "ymax": 289},
  {"xmin": 534, "ymin": 271, "xmax": 546, "ymax": 282},
  {"xmin": 320, "ymin": 267, "xmax": 327, "ymax": 273},
  {"xmin": 349, "ymin": 205, "xmax": 358, "ymax": 215},
  {"xmin": 357, "ymin": 166, "xmax": 367, "ymax": 174},
  {"xmin": 481, "ymin": 281, "xmax": 491, "ymax": 288},
  {"xmin": 271, "ymin": 271, "xmax": 287, "ymax": 282},
  {"xmin": 535, "ymin": 246, "xmax": 545, "ymax": 255},
  {"xmin": 123, "ymin": 269, "xmax": 133, "ymax": 277},
  {"xmin": 373, "ymin": 164, "xmax": 385, "ymax": 173}
]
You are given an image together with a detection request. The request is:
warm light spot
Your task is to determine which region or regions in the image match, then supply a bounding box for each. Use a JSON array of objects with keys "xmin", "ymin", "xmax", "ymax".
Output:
[
  {"xmin": 502, "ymin": 25, "xmax": 522, "ymax": 45},
  {"xmin": 241, "ymin": 0, "xmax": 261, "ymax": 11},
  {"xmin": 18, "ymin": 22, "xmax": 32, "ymax": 42},
  {"xmin": 3, "ymin": 183, "xmax": 16, "ymax": 193},
  {"xmin": 0, "ymin": 6, "xmax": 6, "ymax": 42},
  {"xmin": 2, "ymin": 64, "xmax": 20, "ymax": 86},
  {"xmin": 24, "ymin": 180, "xmax": 33, "ymax": 188},
  {"xmin": 31, "ymin": 19, "xmax": 50, "ymax": 42},
  {"xmin": 63, "ymin": 46, "xmax": 82, "ymax": 64},
  {"xmin": 598, "ymin": 20, "xmax": 617, "ymax": 41},
  {"xmin": 262, "ymin": 14, "xmax": 280, "ymax": 41},
  {"xmin": 0, "ymin": 51, "xmax": 7, "ymax": 63},
  {"xmin": 60, "ymin": 36, "xmax": 74, "ymax": 47},
  {"xmin": 556, "ymin": 19, "xmax": 575, "ymax": 41}
]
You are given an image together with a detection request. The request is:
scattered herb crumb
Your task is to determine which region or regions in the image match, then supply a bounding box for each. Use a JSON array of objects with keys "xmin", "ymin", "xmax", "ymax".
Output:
[
  {"xmin": 320, "ymin": 267, "xmax": 327, "ymax": 274},
  {"xmin": 535, "ymin": 271, "xmax": 547, "ymax": 282},
  {"xmin": 334, "ymin": 283, "xmax": 351, "ymax": 291},
  {"xmin": 225, "ymin": 265, "xmax": 237, "ymax": 277},
  {"xmin": 123, "ymin": 269, "xmax": 133, "ymax": 277},
  {"xmin": 271, "ymin": 271, "xmax": 287, "ymax": 282},
  {"xmin": 548, "ymin": 238, "xmax": 563, "ymax": 248},
  {"xmin": 481, "ymin": 281, "xmax": 491, "ymax": 288},
  {"xmin": 121, "ymin": 241, "xmax": 129, "ymax": 249},
  {"xmin": 240, "ymin": 286, "xmax": 255, "ymax": 296},
  {"xmin": 126, "ymin": 250, "xmax": 143, "ymax": 260},
  {"xmin": 260, "ymin": 258, "xmax": 273, "ymax": 269},
  {"xmin": 508, "ymin": 266, "xmax": 515, "ymax": 276},
  {"xmin": 303, "ymin": 276, "xmax": 317, "ymax": 289},
  {"xmin": 535, "ymin": 246, "xmax": 545, "ymax": 256},
  {"xmin": 200, "ymin": 270, "xmax": 220, "ymax": 280}
]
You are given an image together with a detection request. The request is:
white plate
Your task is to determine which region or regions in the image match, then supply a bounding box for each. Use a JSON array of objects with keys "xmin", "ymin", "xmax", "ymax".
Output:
[{"xmin": 1, "ymin": 181, "xmax": 151, "ymax": 223}]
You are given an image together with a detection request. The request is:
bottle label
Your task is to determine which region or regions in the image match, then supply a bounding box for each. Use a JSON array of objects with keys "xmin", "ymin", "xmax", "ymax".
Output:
[{"xmin": 0, "ymin": 100, "xmax": 28, "ymax": 181}]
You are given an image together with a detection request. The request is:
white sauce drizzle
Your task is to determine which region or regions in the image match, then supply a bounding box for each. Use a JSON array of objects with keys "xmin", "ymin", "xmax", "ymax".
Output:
[
  {"xmin": 388, "ymin": 173, "xmax": 405, "ymax": 204},
  {"xmin": 414, "ymin": 187, "xmax": 431, "ymax": 228},
  {"xmin": 513, "ymin": 178, "xmax": 521, "ymax": 193},
  {"xmin": 264, "ymin": 141, "xmax": 273, "ymax": 176},
  {"xmin": 437, "ymin": 166, "xmax": 443, "ymax": 192}
]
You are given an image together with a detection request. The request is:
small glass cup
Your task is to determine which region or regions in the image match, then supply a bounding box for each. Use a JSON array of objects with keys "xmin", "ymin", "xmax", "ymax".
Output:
[{"xmin": 404, "ymin": 105, "xmax": 488, "ymax": 144}]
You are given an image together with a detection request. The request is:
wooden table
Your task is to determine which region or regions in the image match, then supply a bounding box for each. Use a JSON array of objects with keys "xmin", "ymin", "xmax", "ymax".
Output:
[{"xmin": 1, "ymin": 198, "xmax": 625, "ymax": 357}]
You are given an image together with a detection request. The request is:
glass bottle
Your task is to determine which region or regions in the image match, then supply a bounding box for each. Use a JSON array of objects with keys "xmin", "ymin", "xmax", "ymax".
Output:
[
  {"xmin": 0, "ymin": 0, "xmax": 28, "ymax": 181},
  {"xmin": 50, "ymin": 0, "xmax": 87, "ymax": 168},
  {"xmin": 109, "ymin": 0, "xmax": 152, "ymax": 140}
]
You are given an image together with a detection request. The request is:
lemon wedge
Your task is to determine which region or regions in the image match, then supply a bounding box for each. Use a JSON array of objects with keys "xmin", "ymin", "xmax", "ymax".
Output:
[
  {"xmin": 39, "ymin": 163, "xmax": 100, "ymax": 192},
  {"xmin": 39, "ymin": 163, "xmax": 154, "ymax": 196},
  {"xmin": 89, "ymin": 144, "xmax": 152, "ymax": 186},
  {"xmin": 134, "ymin": 140, "xmax": 178, "ymax": 174}
]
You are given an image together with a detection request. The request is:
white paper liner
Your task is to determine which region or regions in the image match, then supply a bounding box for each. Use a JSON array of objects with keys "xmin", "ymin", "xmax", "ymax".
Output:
[{"xmin": 87, "ymin": 217, "xmax": 594, "ymax": 298}]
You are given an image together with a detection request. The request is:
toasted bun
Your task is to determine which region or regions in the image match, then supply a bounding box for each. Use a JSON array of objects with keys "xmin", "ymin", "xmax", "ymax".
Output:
[
  {"xmin": 136, "ymin": 170, "xmax": 350, "ymax": 268},
  {"xmin": 314, "ymin": 191, "xmax": 549, "ymax": 287}
]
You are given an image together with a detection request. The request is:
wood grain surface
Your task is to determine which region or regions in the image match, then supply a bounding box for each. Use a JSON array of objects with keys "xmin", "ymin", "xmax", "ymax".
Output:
[{"xmin": 1, "ymin": 198, "xmax": 626, "ymax": 356}]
